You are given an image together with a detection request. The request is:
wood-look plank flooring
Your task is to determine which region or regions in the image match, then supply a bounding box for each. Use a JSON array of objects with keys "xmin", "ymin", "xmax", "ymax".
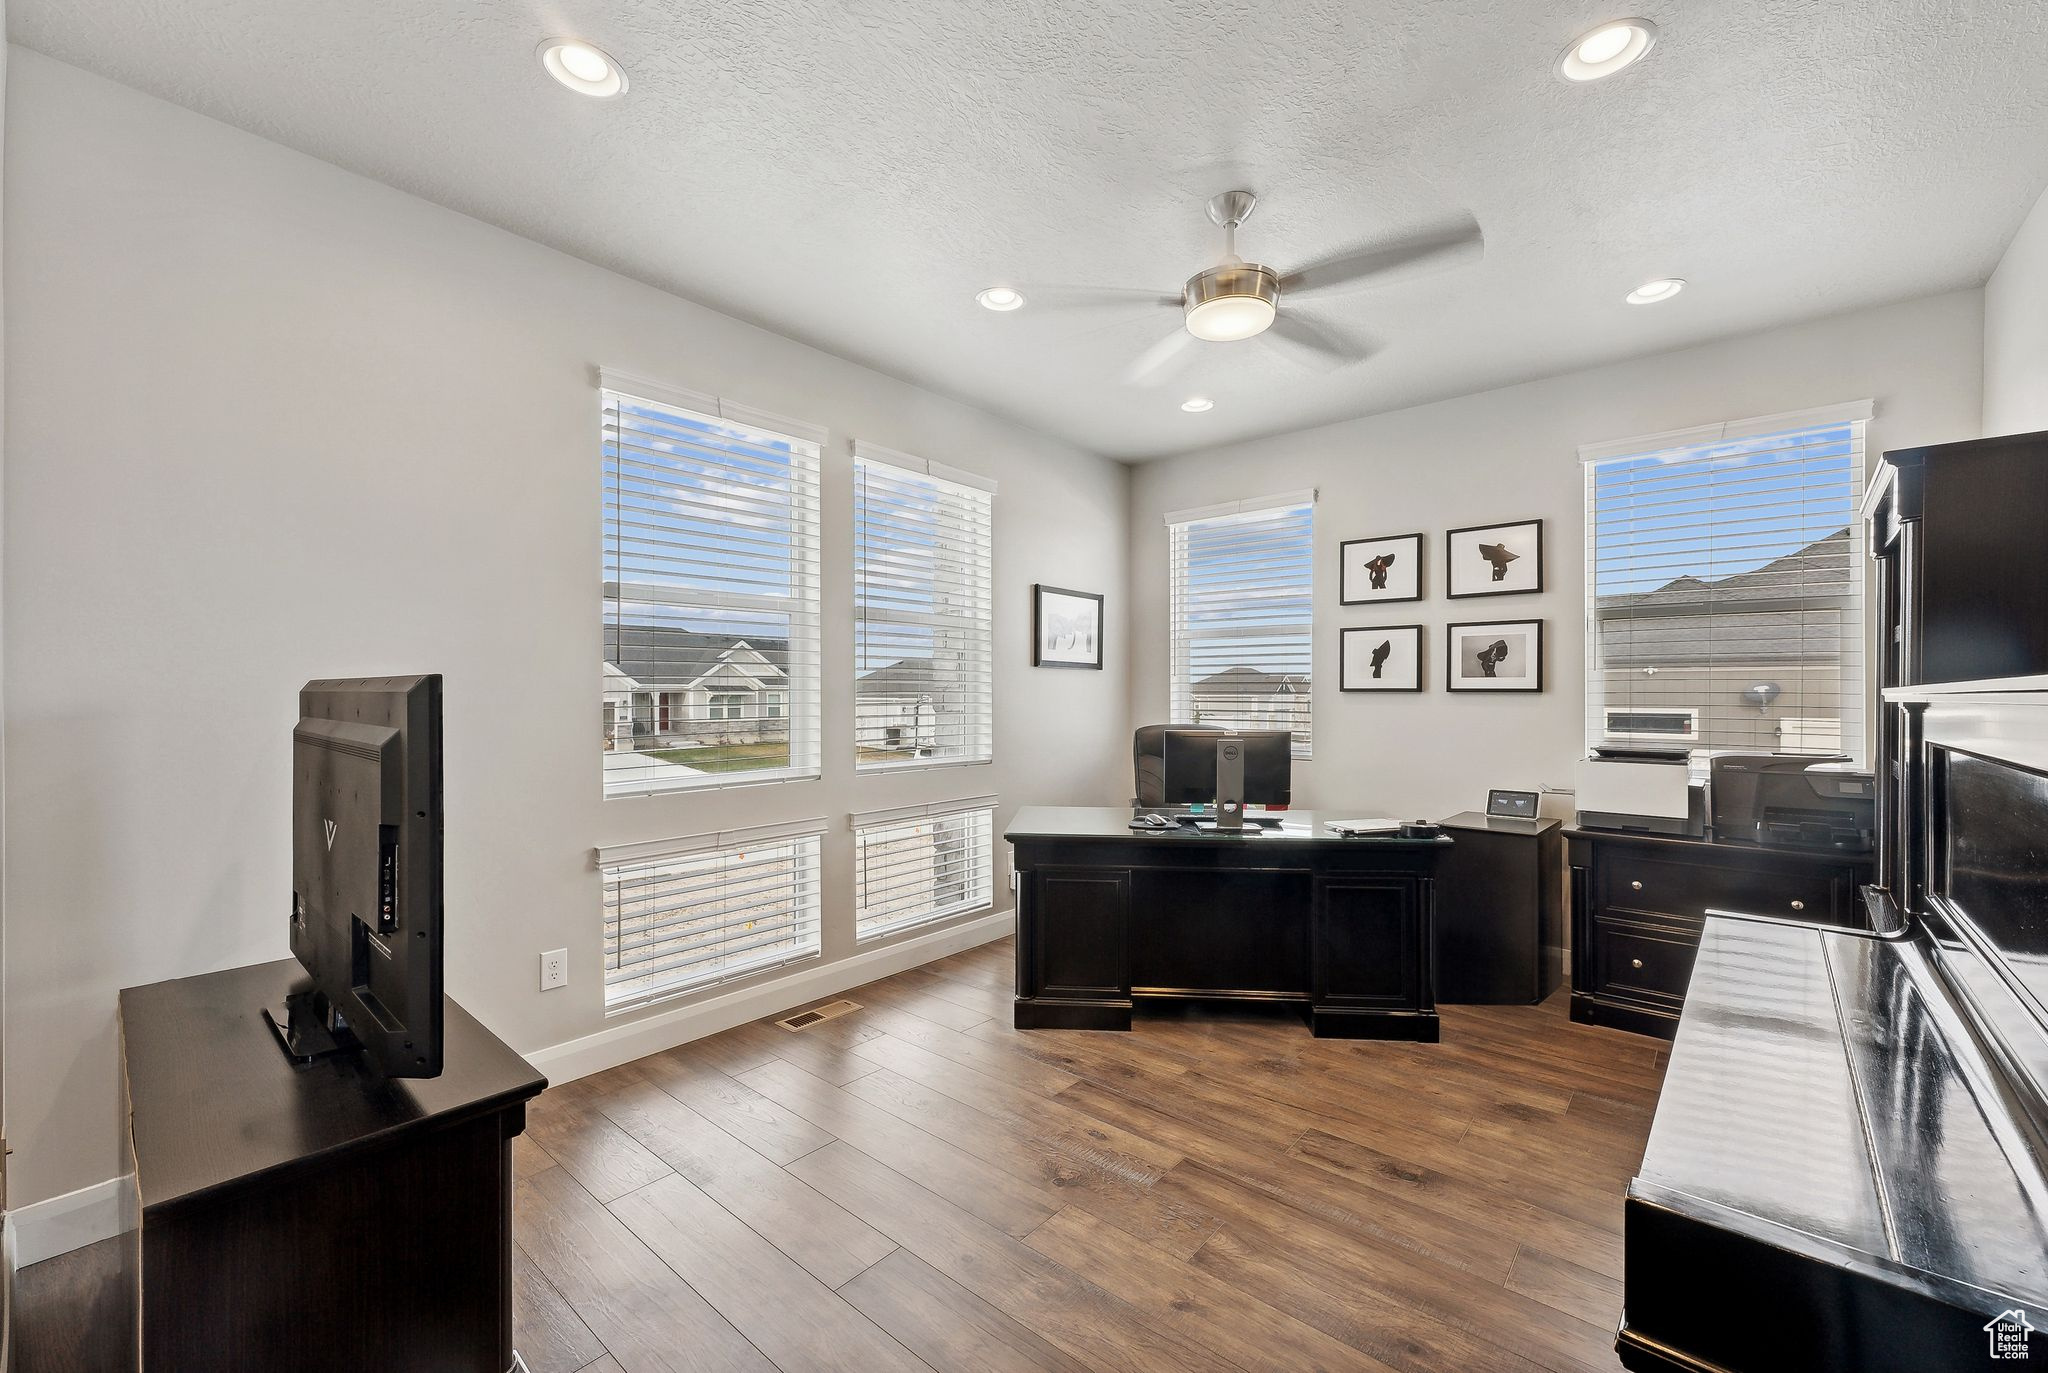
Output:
[{"xmin": 13, "ymin": 936, "xmax": 1664, "ymax": 1373}]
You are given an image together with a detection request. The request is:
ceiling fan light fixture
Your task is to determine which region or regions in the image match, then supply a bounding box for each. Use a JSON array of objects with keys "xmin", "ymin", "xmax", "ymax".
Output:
[
  {"xmin": 1183, "ymin": 262, "xmax": 1280, "ymax": 342},
  {"xmin": 1556, "ymin": 19, "xmax": 1657, "ymax": 82},
  {"xmin": 975, "ymin": 286, "xmax": 1024, "ymax": 311},
  {"xmin": 539, "ymin": 38, "xmax": 627, "ymax": 97}
]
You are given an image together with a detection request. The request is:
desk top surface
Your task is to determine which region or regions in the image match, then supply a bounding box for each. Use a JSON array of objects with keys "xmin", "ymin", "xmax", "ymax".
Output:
[
  {"xmin": 1006, "ymin": 805, "xmax": 1452, "ymax": 846},
  {"xmin": 119, "ymin": 958, "xmax": 546, "ymax": 1214}
]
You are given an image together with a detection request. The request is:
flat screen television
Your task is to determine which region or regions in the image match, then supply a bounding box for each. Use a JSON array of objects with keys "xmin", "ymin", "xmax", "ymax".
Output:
[{"xmin": 268, "ymin": 674, "xmax": 444, "ymax": 1078}]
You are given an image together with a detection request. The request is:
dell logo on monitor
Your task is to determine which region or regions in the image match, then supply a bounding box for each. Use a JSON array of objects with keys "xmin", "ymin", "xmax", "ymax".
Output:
[{"xmin": 323, "ymin": 818, "xmax": 338, "ymax": 851}]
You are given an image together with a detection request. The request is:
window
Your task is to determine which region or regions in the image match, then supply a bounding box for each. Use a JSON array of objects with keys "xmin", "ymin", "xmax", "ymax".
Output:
[
  {"xmin": 1167, "ymin": 492, "xmax": 1316, "ymax": 756},
  {"xmin": 853, "ymin": 798, "xmax": 996, "ymax": 941},
  {"xmin": 853, "ymin": 444, "xmax": 995, "ymax": 769},
  {"xmin": 1582, "ymin": 403, "xmax": 1870, "ymax": 761},
  {"xmin": 763, "ymin": 692, "xmax": 786, "ymax": 718},
  {"xmin": 602, "ymin": 372, "xmax": 822, "ymax": 796},
  {"xmin": 598, "ymin": 820, "xmax": 825, "ymax": 1009}
]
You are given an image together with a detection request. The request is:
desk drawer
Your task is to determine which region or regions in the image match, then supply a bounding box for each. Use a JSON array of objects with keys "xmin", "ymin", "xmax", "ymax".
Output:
[
  {"xmin": 1590, "ymin": 914, "xmax": 1700, "ymax": 1008},
  {"xmin": 1598, "ymin": 851, "xmax": 1843, "ymax": 923}
]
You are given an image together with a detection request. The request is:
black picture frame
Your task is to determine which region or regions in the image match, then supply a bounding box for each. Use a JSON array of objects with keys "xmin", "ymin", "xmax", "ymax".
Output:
[
  {"xmin": 1031, "ymin": 584, "xmax": 1104, "ymax": 669},
  {"xmin": 1487, "ymin": 788, "xmax": 1540, "ymax": 819},
  {"xmin": 1446, "ymin": 618, "xmax": 1544, "ymax": 692},
  {"xmin": 1340, "ymin": 625, "xmax": 1424, "ymax": 692},
  {"xmin": 1446, "ymin": 518, "xmax": 1544, "ymax": 598},
  {"xmin": 1339, "ymin": 532, "xmax": 1424, "ymax": 605}
]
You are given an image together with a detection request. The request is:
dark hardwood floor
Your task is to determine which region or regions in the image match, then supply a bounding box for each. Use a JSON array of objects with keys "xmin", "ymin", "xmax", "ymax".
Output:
[{"xmin": 14, "ymin": 935, "xmax": 1663, "ymax": 1372}]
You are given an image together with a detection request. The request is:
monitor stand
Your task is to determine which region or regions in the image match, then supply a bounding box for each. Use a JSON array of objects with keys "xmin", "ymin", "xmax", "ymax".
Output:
[
  {"xmin": 1214, "ymin": 738, "xmax": 1246, "ymax": 829},
  {"xmin": 263, "ymin": 986, "xmax": 361, "ymax": 1066}
]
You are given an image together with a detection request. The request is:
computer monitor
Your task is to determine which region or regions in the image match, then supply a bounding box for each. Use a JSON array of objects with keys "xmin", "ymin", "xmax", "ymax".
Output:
[
  {"xmin": 1158, "ymin": 727, "xmax": 1292, "ymax": 807},
  {"xmin": 269, "ymin": 674, "xmax": 444, "ymax": 1078}
]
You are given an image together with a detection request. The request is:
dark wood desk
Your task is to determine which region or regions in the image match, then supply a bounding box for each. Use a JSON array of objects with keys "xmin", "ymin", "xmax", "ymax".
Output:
[
  {"xmin": 117, "ymin": 959, "xmax": 546, "ymax": 1372},
  {"xmin": 1006, "ymin": 807, "xmax": 1451, "ymax": 1040}
]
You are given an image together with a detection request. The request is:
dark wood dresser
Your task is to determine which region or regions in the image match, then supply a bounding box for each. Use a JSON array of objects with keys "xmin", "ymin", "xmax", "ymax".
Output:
[
  {"xmin": 117, "ymin": 959, "xmax": 546, "ymax": 1371},
  {"xmin": 1567, "ymin": 829, "xmax": 1873, "ymax": 1038}
]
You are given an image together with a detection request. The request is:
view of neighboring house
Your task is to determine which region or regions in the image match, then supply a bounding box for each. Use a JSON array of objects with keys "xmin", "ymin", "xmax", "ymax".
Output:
[
  {"xmin": 1592, "ymin": 527, "xmax": 1860, "ymax": 755},
  {"xmin": 854, "ymin": 655, "xmax": 979, "ymax": 758},
  {"xmin": 603, "ymin": 624, "xmax": 791, "ymax": 753},
  {"xmin": 1189, "ymin": 665, "xmax": 1310, "ymax": 732}
]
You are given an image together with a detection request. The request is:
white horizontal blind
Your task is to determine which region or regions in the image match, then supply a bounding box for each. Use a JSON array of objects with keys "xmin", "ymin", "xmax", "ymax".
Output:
[
  {"xmin": 853, "ymin": 448, "xmax": 994, "ymax": 769},
  {"xmin": 1583, "ymin": 410, "xmax": 1868, "ymax": 761},
  {"xmin": 1168, "ymin": 495, "xmax": 1315, "ymax": 757},
  {"xmin": 853, "ymin": 800, "xmax": 996, "ymax": 942},
  {"xmin": 602, "ymin": 379, "xmax": 822, "ymax": 797},
  {"xmin": 601, "ymin": 827, "xmax": 824, "ymax": 1009}
]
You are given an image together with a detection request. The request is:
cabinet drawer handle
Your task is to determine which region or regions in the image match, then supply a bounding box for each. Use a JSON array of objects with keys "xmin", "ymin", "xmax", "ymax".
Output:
[
  {"xmin": 1790, "ymin": 899, "xmax": 1806, "ymax": 911},
  {"xmin": 1630, "ymin": 880, "xmax": 1643, "ymax": 891},
  {"xmin": 1630, "ymin": 958, "xmax": 1644, "ymax": 969}
]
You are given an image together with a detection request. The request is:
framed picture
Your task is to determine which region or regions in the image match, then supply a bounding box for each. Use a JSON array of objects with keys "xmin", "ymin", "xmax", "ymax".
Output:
[
  {"xmin": 1032, "ymin": 584, "xmax": 1103, "ymax": 669},
  {"xmin": 1447, "ymin": 519, "xmax": 1543, "ymax": 598},
  {"xmin": 1339, "ymin": 532, "xmax": 1423, "ymax": 604},
  {"xmin": 1340, "ymin": 625, "xmax": 1423, "ymax": 692},
  {"xmin": 1487, "ymin": 788, "xmax": 1540, "ymax": 819},
  {"xmin": 1446, "ymin": 619, "xmax": 1544, "ymax": 692}
]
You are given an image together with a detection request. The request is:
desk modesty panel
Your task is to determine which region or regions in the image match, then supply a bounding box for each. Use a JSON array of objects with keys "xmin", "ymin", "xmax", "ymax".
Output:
[{"xmin": 1005, "ymin": 807, "xmax": 1452, "ymax": 1040}]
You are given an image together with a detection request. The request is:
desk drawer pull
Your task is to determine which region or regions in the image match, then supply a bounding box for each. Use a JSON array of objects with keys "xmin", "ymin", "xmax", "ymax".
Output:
[
  {"xmin": 1630, "ymin": 880, "xmax": 1643, "ymax": 891},
  {"xmin": 1790, "ymin": 899, "xmax": 1806, "ymax": 911},
  {"xmin": 1631, "ymin": 958, "xmax": 1644, "ymax": 969}
]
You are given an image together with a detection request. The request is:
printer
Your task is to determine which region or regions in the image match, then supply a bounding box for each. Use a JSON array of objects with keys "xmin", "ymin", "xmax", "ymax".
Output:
[
  {"xmin": 1709, "ymin": 753, "xmax": 1876, "ymax": 851},
  {"xmin": 1575, "ymin": 747, "xmax": 1707, "ymax": 837}
]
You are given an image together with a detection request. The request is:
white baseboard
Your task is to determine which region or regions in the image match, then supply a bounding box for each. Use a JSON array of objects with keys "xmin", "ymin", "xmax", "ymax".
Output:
[
  {"xmin": 526, "ymin": 907, "xmax": 1016, "ymax": 1086},
  {"xmin": 9, "ymin": 911, "xmax": 1014, "ymax": 1268},
  {"xmin": 9, "ymin": 1175, "xmax": 134, "ymax": 1269}
]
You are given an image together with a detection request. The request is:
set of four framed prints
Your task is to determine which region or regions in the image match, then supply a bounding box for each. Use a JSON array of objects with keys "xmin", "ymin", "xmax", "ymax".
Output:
[{"xmin": 1337, "ymin": 519, "xmax": 1544, "ymax": 694}]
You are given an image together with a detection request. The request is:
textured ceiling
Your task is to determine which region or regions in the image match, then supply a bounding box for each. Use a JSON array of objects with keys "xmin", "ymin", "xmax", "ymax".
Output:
[{"xmin": 14, "ymin": 1, "xmax": 2048, "ymax": 459}]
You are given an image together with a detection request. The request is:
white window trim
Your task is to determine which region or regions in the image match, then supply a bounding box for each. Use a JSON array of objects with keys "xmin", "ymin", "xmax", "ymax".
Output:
[
  {"xmin": 1167, "ymin": 490, "xmax": 1318, "ymax": 760},
  {"xmin": 852, "ymin": 797, "xmax": 997, "ymax": 944},
  {"xmin": 602, "ymin": 375, "xmax": 824, "ymax": 796}
]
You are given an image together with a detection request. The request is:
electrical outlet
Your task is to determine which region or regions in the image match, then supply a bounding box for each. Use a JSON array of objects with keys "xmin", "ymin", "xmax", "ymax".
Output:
[{"xmin": 540, "ymin": 948, "xmax": 568, "ymax": 991}]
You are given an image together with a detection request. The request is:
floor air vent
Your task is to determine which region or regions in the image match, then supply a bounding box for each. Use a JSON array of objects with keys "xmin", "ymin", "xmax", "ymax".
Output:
[{"xmin": 776, "ymin": 999, "xmax": 861, "ymax": 1032}]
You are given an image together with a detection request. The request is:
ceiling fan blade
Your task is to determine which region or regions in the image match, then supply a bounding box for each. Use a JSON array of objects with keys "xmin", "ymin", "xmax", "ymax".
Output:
[
  {"xmin": 1279, "ymin": 216, "xmax": 1484, "ymax": 299},
  {"xmin": 1012, "ymin": 283, "xmax": 1182, "ymax": 313},
  {"xmin": 1264, "ymin": 314, "xmax": 1375, "ymax": 371},
  {"xmin": 1123, "ymin": 328, "xmax": 1198, "ymax": 386}
]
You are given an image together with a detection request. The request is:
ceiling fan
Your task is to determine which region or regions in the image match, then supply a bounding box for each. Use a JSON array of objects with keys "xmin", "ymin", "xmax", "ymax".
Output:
[{"xmin": 1037, "ymin": 190, "xmax": 1484, "ymax": 385}]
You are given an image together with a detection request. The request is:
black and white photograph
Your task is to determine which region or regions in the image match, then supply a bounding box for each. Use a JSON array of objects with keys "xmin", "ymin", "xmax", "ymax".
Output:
[
  {"xmin": 1031, "ymin": 583, "xmax": 1104, "ymax": 668},
  {"xmin": 1340, "ymin": 625, "xmax": 1423, "ymax": 691},
  {"xmin": 1339, "ymin": 532, "xmax": 1423, "ymax": 604},
  {"xmin": 1447, "ymin": 519, "xmax": 1543, "ymax": 597},
  {"xmin": 1446, "ymin": 619, "xmax": 1543, "ymax": 691}
]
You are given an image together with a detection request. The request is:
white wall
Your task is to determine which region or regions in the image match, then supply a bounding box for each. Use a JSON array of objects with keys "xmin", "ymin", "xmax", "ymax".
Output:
[
  {"xmin": 1128, "ymin": 290, "xmax": 1984, "ymax": 821},
  {"xmin": 1985, "ymin": 184, "xmax": 2048, "ymax": 436},
  {"xmin": 1, "ymin": 49, "xmax": 1130, "ymax": 1211}
]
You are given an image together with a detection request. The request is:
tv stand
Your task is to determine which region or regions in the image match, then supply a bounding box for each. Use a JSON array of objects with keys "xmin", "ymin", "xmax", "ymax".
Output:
[
  {"xmin": 261, "ymin": 982, "xmax": 361, "ymax": 1063},
  {"xmin": 118, "ymin": 959, "xmax": 546, "ymax": 1371}
]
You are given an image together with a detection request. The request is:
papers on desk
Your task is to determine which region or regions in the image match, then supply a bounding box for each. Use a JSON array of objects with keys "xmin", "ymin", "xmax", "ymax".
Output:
[{"xmin": 1325, "ymin": 817, "xmax": 1404, "ymax": 837}]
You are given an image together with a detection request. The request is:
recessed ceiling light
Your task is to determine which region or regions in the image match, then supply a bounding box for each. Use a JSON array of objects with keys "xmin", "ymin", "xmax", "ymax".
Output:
[
  {"xmin": 539, "ymin": 39, "xmax": 627, "ymax": 98},
  {"xmin": 1181, "ymin": 397, "xmax": 1215, "ymax": 413},
  {"xmin": 1626, "ymin": 277, "xmax": 1686, "ymax": 305},
  {"xmin": 1557, "ymin": 19, "xmax": 1657, "ymax": 82},
  {"xmin": 976, "ymin": 286, "xmax": 1025, "ymax": 311}
]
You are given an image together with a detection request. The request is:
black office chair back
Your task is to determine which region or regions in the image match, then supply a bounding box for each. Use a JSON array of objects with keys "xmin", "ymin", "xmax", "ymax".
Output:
[{"xmin": 1133, "ymin": 723, "xmax": 1198, "ymax": 807}]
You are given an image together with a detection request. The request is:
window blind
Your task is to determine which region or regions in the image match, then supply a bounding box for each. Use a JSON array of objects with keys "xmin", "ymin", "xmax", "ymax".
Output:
[
  {"xmin": 853, "ymin": 444, "xmax": 995, "ymax": 770},
  {"xmin": 599, "ymin": 820, "xmax": 825, "ymax": 1009},
  {"xmin": 602, "ymin": 373, "xmax": 822, "ymax": 797},
  {"xmin": 1167, "ymin": 493, "xmax": 1316, "ymax": 757},
  {"xmin": 852, "ymin": 797, "xmax": 997, "ymax": 942},
  {"xmin": 1582, "ymin": 404, "xmax": 1869, "ymax": 761}
]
